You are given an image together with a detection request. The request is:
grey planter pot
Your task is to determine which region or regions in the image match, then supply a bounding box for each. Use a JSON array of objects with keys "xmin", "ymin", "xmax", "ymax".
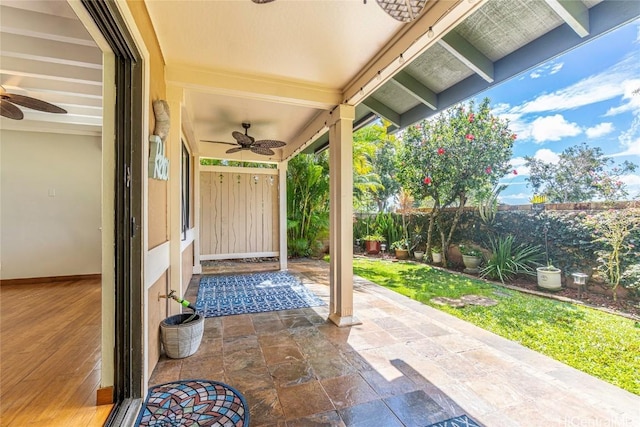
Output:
[{"xmin": 160, "ymin": 313, "xmax": 204, "ymax": 359}]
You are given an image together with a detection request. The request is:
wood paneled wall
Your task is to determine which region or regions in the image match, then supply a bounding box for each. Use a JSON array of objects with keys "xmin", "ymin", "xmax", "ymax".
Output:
[{"xmin": 200, "ymin": 169, "xmax": 279, "ymax": 259}]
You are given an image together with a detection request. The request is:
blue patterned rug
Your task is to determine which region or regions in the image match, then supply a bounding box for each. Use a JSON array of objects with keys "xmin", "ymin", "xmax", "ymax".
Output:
[
  {"xmin": 136, "ymin": 380, "xmax": 248, "ymax": 426},
  {"xmin": 426, "ymin": 415, "xmax": 482, "ymax": 427},
  {"xmin": 195, "ymin": 271, "xmax": 325, "ymax": 317}
]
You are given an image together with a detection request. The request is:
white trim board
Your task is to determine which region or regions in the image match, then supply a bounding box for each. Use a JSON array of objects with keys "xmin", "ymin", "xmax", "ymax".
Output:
[
  {"xmin": 201, "ymin": 252, "xmax": 279, "ymax": 261},
  {"xmin": 145, "ymin": 241, "xmax": 170, "ymax": 289},
  {"xmin": 180, "ymin": 227, "xmax": 195, "ymax": 252}
]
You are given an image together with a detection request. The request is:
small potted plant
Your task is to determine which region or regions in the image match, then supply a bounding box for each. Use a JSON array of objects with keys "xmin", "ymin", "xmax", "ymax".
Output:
[
  {"xmin": 410, "ymin": 225, "xmax": 426, "ymax": 261},
  {"xmin": 537, "ymin": 262, "xmax": 562, "ymax": 290},
  {"xmin": 431, "ymin": 246, "xmax": 442, "ymax": 264},
  {"xmin": 537, "ymin": 224, "xmax": 562, "ymax": 290},
  {"xmin": 363, "ymin": 234, "xmax": 385, "ymax": 255},
  {"xmin": 391, "ymin": 238, "xmax": 410, "ymax": 260},
  {"xmin": 459, "ymin": 244, "xmax": 483, "ymax": 274}
]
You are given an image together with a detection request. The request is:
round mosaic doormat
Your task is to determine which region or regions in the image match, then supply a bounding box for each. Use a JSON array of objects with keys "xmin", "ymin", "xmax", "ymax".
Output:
[{"xmin": 136, "ymin": 379, "xmax": 249, "ymax": 426}]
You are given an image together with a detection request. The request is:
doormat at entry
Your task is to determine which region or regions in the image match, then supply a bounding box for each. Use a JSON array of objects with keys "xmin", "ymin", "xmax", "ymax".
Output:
[
  {"xmin": 195, "ymin": 271, "xmax": 325, "ymax": 317},
  {"xmin": 135, "ymin": 380, "xmax": 248, "ymax": 426},
  {"xmin": 425, "ymin": 414, "xmax": 482, "ymax": 427}
]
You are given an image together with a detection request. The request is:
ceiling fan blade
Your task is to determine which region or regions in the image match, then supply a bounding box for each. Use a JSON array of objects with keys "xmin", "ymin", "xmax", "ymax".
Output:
[
  {"xmin": 254, "ymin": 139, "xmax": 286, "ymax": 148},
  {"xmin": 251, "ymin": 146, "xmax": 275, "ymax": 156},
  {"xmin": 2, "ymin": 93, "xmax": 67, "ymax": 114},
  {"xmin": 226, "ymin": 147, "xmax": 245, "ymax": 154},
  {"xmin": 0, "ymin": 99, "xmax": 24, "ymax": 120},
  {"xmin": 232, "ymin": 131, "xmax": 253, "ymax": 146},
  {"xmin": 201, "ymin": 140, "xmax": 238, "ymax": 146}
]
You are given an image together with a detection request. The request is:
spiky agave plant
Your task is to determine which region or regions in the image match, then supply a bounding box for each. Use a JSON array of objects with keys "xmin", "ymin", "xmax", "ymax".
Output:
[{"xmin": 480, "ymin": 235, "xmax": 544, "ymax": 283}]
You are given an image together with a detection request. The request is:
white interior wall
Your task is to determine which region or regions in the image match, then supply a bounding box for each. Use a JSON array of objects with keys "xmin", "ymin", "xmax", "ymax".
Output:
[{"xmin": 0, "ymin": 129, "xmax": 102, "ymax": 280}]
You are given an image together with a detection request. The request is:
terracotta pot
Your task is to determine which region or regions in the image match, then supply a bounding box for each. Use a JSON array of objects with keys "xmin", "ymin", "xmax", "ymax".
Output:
[
  {"xmin": 365, "ymin": 240, "xmax": 381, "ymax": 255},
  {"xmin": 395, "ymin": 248, "xmax": 409, "ymax": 260}
]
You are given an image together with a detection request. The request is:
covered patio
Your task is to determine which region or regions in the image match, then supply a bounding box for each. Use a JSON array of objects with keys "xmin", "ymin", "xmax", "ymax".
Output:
[{"xmin": 150, "ymin": 259, "xmax": 638, "ymax": 426}]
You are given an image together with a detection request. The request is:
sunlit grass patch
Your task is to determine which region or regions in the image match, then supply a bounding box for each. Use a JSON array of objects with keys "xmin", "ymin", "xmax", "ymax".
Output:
[{"xmin": 353, "ymin": 258, "xmax": 640, "ymax": 395}]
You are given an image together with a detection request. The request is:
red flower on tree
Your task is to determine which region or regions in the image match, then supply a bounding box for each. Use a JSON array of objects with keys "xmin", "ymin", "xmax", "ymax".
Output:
[
  {"xmin": 511, "ymin": 133, "xmax": 517, "ymax": 140},
  {"xmin": 485, "ymin": 166, "xmax": 492, "ymax": 174},
  {"xmin": 423, "ymin": 176, "xmax": 432, "ymax": 185},
  {"xmin": 513, "ymin": 169, "xmax": 518, "ymax": 175},
  {"xmin": 465, "ymin": 134, "xmax": 475, "ymax": 141},
  {"xmin": 437, "ymin": 147, "xmax": 445, "ymax": 155},
  {"xmin": 468, "ymin": 113, "xmax": 475, "ymax": 123}
]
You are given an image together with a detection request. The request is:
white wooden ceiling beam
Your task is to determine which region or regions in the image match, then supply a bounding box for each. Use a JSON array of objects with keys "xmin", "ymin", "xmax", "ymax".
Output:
[
  {"xmin": 14, "ymin": 110, "xmax": 102, "ymax": 126},
  {"xmin": 0, "ymin": 77, "xmax": 102, "ymax": 98},
  {"xmin": 166, "ymin": 64, "xmax": 342, "ymax": 111},
  {"xmin": 0, "ymin": 87, "xmax": 103, "ymax": 106},
  {"xmin": 392, "ymin": 71, "xmax": 437, "ymax": 110},
  {"xmin": 438, "ymin": 31, "xmax": 494, "ymax": 83},
  {"xmin": 1, "ymin": 56, "xmax": 102, "ymax": 85},
  {"xmin": 544, "ymin": 0, "xmax": 589, "ymax": 38},
  {"xmin": 361, "ymin": 97, "xmax": 401, "ymax": 127},
  {"xmin": 0, "ymin": 33, "xmax": 102, "ymax": 69},
  {"xmin": 0, "ymin": 119, "xmax": 101, "ymax": 136},
  {"xmin": 0, "ymin": 5, "xmax": 97, "ymax": 46}
]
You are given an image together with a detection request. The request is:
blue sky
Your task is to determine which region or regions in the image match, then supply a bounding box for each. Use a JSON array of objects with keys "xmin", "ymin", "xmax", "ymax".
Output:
[{"xmin": 473, "ymin": 19, "xmax": 640, "ymax": 205}]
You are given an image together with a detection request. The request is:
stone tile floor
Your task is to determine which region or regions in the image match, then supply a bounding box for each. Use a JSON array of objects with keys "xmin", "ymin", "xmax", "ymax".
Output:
[{"xmin": 149, "ymin": 259, "xmax": 639, "ymax": 426}]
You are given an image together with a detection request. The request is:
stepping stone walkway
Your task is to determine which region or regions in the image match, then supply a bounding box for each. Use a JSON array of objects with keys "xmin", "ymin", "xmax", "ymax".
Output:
[{"xmin": 431, "ymin": 294, "xmax": 498, "ymax": 308}]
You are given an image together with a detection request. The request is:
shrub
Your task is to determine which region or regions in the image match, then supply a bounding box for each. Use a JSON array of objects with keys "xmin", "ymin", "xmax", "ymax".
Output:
[{"xmin": 288, "ymin": 238, "xmax": 310, "ymax": 257}]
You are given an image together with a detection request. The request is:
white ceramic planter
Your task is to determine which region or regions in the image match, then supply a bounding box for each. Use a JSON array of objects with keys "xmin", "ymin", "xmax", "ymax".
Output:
[
  {"xmin": 414, "ymin": 251, "xmax": 424, "ymax": 261},
  {"xmin": 537, "ymin": 267, "xmax": 562, "ymax": 291},
  {"xmin": 432, "ymin": 252, "xmax": 442, "ymax": 263}
]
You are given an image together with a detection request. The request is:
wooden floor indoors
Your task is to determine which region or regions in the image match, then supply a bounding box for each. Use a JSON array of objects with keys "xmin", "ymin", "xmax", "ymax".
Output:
[{"xmin": 0, "ymin": 278, "xmax": 112, "ymax": 426}]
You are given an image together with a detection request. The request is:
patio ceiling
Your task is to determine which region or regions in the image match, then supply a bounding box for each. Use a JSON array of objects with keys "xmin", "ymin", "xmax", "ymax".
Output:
[
  {"xmin": 1, "ymin": 1, "xmax": 637, "ymax": 159},
  {"xmin": 145, "ymin": 0, "xmax": 638, "ymax": 161},
  {"xmin": 0, "ymin": 0, "xmax": 102, "ymax": 136}
]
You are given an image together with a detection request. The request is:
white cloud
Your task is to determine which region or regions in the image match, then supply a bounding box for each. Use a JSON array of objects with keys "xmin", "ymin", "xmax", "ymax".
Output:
[
  {"xmin": 550, "ymin": 63, "xmax": 564, "ymax": 75},
  {"xmin": 498, "ymin": 192, "xmax": 532, "ymax": 203},
  {"xmin": 534, "ymin": 148, "xmax": 560, "ymax": 164},
  {"xmin": 621, "ymin": 173, "xmax": 640, "ymax": 198},
  {"xmin": 530, "ymin": 114, "xmax": 581, "ymax": 143},
  {"xmin": 611, "ymin": 115, "xmax": 640, "ymax": 158},
  {"xmin": 491, "ymin": 102, "xmax": 512, "ymax": 115},
  {"xmin": 528, "ymin": 61, "xmax": 564, "ymax": 79},
  {"xmin": 605, "ymin": 79, "xmax": 640, "ymax": 116},
  {"xmin": 585, "ymin": 122, "xmax": 614, "ymax": 139},
  {"xmin": 509, "ymin": 156, "xmax": 530, "ymax": 176},
  {"xmin": 513, "ymin": 53, "xmax": 639, "ymax": 115}
]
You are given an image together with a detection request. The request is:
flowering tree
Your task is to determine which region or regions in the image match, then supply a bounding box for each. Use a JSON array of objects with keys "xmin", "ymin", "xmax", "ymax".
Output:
[
  {"xmin": 583, "ymin": 207, "xmax": 640, "ymax": 300},
  {"xmin": 525, "ymin": 143, "xmax": 636, "ymax": 203},
  {"xmin": 398, "ymin": 98, "xmax": 515, "ymax": 263}
]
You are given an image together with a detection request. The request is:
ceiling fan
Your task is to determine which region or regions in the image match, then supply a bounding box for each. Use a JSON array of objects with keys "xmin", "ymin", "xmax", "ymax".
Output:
[
  {"xmin": 251, "ymin": 0, "xmax": 427, "ymax": 23},
  {"xmin": 202, "ymin": 122, "xmax": 286, "ymax": 156},
  {"xmin": 0, "ymin": 86, "xmax": 67, "ymax": 120}
]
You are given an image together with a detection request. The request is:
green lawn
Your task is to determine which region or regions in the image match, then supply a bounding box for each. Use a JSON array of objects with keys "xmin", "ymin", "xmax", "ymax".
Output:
[{"xmin": 353, "ymin": 258, "xmax": 640, "ymax": 395}]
